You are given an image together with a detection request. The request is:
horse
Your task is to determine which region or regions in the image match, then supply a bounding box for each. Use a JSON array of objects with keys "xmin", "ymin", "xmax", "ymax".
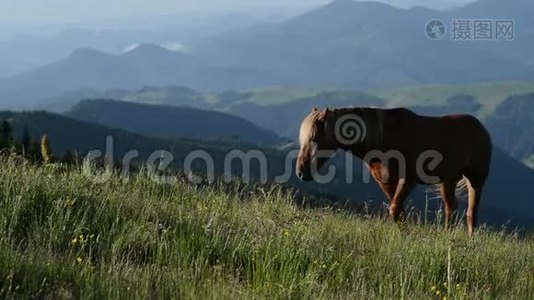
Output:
[{"xmin": 296, "ymin": 107, "xmax": 492, "ymax": 238}]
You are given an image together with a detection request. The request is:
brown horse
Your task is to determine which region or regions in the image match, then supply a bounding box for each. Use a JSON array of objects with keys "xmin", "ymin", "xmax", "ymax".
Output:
[{"xmin": 296, "ymin": 107, "xmax": 492, "ymax": 237}]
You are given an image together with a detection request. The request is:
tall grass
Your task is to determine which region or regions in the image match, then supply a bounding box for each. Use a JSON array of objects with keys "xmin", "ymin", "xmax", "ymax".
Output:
[{"xmin": 0, "ymin": 157, "xmax": 532, "ymax": 299}]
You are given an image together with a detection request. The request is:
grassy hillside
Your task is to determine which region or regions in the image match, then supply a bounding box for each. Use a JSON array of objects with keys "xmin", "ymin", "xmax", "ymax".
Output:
[
  {"xmin": 225, "ymin": 81, "xmax": 534, "ymax": 118},
  {"xmin": 243, "ymin": 87, "xmax": 321, "ymax": 106},
  {"xmin": 227, "ymin": 81, "xmax": 534, "ymax": 117},
  {"xmin": 0, "ymin": 158, "xmax": 532, "ymax": 299},
  {"xmin": 368, "ymin": 81, "xmax": 534, "ymax": 117}
]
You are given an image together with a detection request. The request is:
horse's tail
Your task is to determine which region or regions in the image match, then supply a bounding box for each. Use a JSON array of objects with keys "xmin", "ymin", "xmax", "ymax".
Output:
[
  {"xmin": 455, "ymin": 176, "xmax": 469, "ymax": 198},
  {"xmin": 432, "ymin": 176, "xmax": 469, "ymax": 199}
]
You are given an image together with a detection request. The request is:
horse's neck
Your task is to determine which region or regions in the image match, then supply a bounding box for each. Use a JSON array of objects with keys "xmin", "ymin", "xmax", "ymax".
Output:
[{"xmin": 332, "ymin": 108, "xmax": 383, "ymax": 158}]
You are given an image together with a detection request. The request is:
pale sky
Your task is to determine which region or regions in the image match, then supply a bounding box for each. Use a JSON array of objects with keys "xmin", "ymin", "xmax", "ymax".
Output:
[{"xmin": 0, "ymin": 0, "xmax": 475, "ymax": 23}]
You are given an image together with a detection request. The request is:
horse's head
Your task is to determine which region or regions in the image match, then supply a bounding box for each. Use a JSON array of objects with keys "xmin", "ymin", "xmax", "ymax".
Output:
[{"xmin": 296, "ymin": 107, "xmax": 336, "ymax": 181}]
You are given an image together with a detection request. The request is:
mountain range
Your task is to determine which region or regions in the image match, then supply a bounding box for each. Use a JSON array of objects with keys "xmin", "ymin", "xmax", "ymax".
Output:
[
  {"xmin": 1, "ymin": 0, "xmax": 534, "ymax": 110},
  {"xmin": 0, "ymin": 9, "xmax": 291, "ymax": 79}
]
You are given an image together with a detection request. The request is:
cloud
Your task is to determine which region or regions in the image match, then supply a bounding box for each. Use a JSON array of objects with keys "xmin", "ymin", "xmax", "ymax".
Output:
[
  {"xmin": 161, "ymin": 42, "xmax": 184, "ymax": 52},
  {"xmin": 122, "ymin": 43, "xmax": 141, "ymax": 53},
  {"xmin": 122, "ymin": 42, "xmax": 185, "ymax": 54}
]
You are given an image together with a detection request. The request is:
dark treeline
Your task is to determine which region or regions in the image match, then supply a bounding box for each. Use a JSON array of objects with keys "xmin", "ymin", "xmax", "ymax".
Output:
[{"xmin": 0, "ymin": 119, "xmax": 80, "ymax": 164}]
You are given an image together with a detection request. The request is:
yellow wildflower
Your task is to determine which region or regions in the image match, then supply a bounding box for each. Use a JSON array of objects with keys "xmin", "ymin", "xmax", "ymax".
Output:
[
  {"xmin": 76, "ymin": 257, "xmax": 83, "ymax": 263},
  {"xmin": 431, "ymin": 285, "xmax": 436, "ymax": 291},
  {"xmin": 71, "ymin": 238, "xmax": 78, "ymax": 245}
]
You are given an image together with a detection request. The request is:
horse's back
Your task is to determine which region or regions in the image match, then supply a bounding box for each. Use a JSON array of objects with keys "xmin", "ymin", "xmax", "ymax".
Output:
[
  {"xmin": 392, "ymin": 109, "xmax": 491, "ymax": 152},
  {"xmin": 382, "ymin": 108, "xmax": 492, "ymax": 182},
  {"xmin": 440, "ymin": 113, "xmax": 492, "ymax": 179}
]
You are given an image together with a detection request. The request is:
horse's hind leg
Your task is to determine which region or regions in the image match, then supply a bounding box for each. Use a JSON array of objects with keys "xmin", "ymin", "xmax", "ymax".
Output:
[
  {"xmin": 465, "ymin": 176, "xmax": 485, "ymax": 238},
  {"xmin": 440, "ymin": 180, "xmax": 459, "ymax": 229}
]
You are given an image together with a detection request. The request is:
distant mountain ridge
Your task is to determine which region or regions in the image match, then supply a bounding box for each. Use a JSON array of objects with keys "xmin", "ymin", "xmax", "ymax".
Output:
[
  {"xmin": 0, "ymin": 44, "xmax": 203, "ymax": 108},
  {"xmin": 42, "ymin": 81, "xmax": 534, "ymax": 169},
  {"xmin": 485, "ymin": 94, "xmax": 534, "ymax": 163},
  {"xmin": 65, "ymin": 99, "xmax": 283, "ymax": 146}
]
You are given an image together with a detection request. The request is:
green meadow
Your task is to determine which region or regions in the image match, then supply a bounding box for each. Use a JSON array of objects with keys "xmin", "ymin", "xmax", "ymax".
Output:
[
  {"xmin": 0, "ymin": 157, "xmax": 532, "ymax": 299},
  {"xmin": 105, "ymin": 81, "xmax": 534, "ymax": 112}
]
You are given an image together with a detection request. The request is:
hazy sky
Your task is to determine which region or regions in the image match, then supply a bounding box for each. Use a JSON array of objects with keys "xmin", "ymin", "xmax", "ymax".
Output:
[{"xmin": 0, "ymin": 0, "xmax": 475, "ymax": 23}]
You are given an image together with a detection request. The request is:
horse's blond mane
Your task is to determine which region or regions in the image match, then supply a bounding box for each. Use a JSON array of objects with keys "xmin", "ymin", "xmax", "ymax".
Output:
[
  {"xmin": 300, "ymin": 107, "xmax": 373, "ymax": 146},
  {"xmin": 299, "ymin": 110, "xmax": 323, "ymax": 145}
]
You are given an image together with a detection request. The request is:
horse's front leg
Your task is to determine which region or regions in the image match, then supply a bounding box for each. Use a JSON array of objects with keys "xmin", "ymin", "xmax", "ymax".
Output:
[
  {"xmin": 370, "ymin": 163, "xmax": 415, "ymax": 222},
  {"xmin": 378, "ymin": 178, "xmax": 415, "ymax": 223}
]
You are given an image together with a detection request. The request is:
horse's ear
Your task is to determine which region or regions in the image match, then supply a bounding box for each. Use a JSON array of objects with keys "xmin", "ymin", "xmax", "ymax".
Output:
[
  {"xmin": 312, "ymin": 106, "xmax": 318, "ymax": 112},
  {"xmin": 317, "ymin": 108, "xmax": 330, "ymax": 122}
]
